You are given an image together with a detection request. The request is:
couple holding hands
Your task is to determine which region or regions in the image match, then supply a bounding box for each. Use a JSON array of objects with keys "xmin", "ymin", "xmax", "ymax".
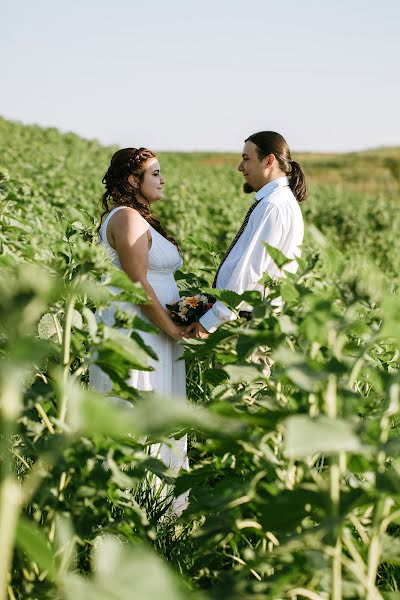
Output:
[{"xmin": 89, "ymin": 130, "xmax": 307, "ymax": 514}]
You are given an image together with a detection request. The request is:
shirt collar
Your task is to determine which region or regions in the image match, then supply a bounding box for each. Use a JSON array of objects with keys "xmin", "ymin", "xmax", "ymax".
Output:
[{"xmin": 254, "ymin": 176, "xmax": 290, "ymax": 202}]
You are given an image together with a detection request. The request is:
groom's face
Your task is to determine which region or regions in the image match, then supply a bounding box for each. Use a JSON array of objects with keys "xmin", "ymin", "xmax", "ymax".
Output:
[{"xmin": 238, "ymin": 141, "xmax": 268, "ymax": 194}]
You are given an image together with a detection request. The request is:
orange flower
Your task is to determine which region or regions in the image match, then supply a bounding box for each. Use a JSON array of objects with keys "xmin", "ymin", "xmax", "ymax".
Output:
[{"xmin": 185, "ymin": 297, "xmax": 199, "ymax": 307}]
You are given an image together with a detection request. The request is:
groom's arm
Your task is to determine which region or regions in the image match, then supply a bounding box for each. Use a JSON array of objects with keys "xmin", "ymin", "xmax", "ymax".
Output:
[{"xmin": 199, "ymin": 204, "xmax": 284, "ymax": 333}]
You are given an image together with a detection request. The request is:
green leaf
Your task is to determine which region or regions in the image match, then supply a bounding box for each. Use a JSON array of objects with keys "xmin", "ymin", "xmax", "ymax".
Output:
[
  {"xmin": 37, "ymin": 313, "xmax": 61, "ymax": 340},
  {"xmin": 204, "ymin": 288, "xmax": 261, "ymax": 310},
  {"xmin": 224, "ymin": 364, "xmax": 265, "ymax": 384},
  {"xmin": 274, "ymin": 348, "xmax": 325, "ymax": 392},
  {"xmin": 128, "ymin": 315, "xmax": 159, "ymax": 334},
  {"xmin": 264, "ymin": 242, "xmax": 293, "ymax": 270},
  {"xmin": 280, "ymin": 281, "xmax": 300, "ymax": 302},
  {"xmin": 187, "ymin": 237, "xmax": 220, "ymax": 255},
  {"xmin": 71, "ymin": 308, "xmax": 83, "ymax": 329},
  {"xmin": 182, "ymin": 329, "xmax": 236, "ymax": 360},
  {"xmin": 68, "ymin": 381, "xmax": 243, "ymax": 439},
  {"xmin": 139, "ymin": 456, "xmax": 174, "ymax": 481},
  {"xmin": 285, "ymin": 415, "xmax": 363, "ymax": 458},
  {"xmin": 97, "ymin": 326, "xmax": 154, "ymax": 371},
  {"xmin": 3, "ymin": 337, "xmax": 56, "ymax": 368},
  {"xmin": 62, "ymin": 536, "xmax": 202, "ymax": 600},
  {"xmin": 16, "ymin": 517, "xmax": 57, "ymax": 578},
  {"xmin": 237, "ymin": 329, "xmax": 281, "ymax": 360},
  {"xmin": 258, "ymin": 487, "xmax": 327, "ymax": 532},
  {"xmin": 130, "ymin": 331, "xmax": 159, "ymax": 362},
  {"xmin": 380, "ymin": 294, "xmax": 400, "ymax": 342},
  {"xmin": 278, "ymin": 314, "xmax": 297, "ymax": 334},
  {"xmin": 107, "ymin": 454, "xmax": 139, "ymax": 488},
  {"xmin": 82, "ymin": 306, "xmax": 98, "ymax": 338},
  {"xmin": 54, "ymin": 514, "xmax": 76, "ymax": 576},
  {"xmin": 71, "ymin": 220, "xmax": 85, "ymax": 230},
  {"xmin": 376, "ymin": 469, "xmax": 400, "ymax": 496},
  {"xmin": 203, "ymin": 368, "xmax": 230, "ymax": 386},
  {"xmin": 7, "ymin": 217, "xmax": 32, "ymax": 232},
  {"xmin": 107, "ymin": 270, "xmax": 149, "ymax": 302},
  {"xmin": 381, "ymin": 533, "xmax": 400, "ymax": 566}
]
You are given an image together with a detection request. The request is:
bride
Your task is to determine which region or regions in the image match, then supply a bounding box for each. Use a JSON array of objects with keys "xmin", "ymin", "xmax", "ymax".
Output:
[{"xmin": 89, "ymin": 147, "xmax": 190, "ymax": 515}]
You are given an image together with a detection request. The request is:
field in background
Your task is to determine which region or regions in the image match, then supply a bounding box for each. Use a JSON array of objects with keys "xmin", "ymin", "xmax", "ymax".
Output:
[{"xmin": 1, "ymin": 116, "xmax": 400, "ymax": 600}]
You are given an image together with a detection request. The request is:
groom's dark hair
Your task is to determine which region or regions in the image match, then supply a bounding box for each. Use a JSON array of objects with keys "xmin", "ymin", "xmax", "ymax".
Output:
[{"xmin": 246, "ymin": 131, "xmax": 308, "ymax": 203}]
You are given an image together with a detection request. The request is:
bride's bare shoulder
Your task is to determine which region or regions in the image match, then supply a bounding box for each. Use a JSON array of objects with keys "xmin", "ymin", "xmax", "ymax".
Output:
[
  {"xmin": 110, "ymin": 205, "xmax": 141, "ymax": 218},
  {"xmin": 110, "ymin": 206, "xmax": 147, "ymax": 227}
]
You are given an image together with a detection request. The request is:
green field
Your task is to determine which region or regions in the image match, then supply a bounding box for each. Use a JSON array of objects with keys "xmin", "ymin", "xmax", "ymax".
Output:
[{"xmin": 1, "ymin": 116, "xmax": 400, "ymax": 599}]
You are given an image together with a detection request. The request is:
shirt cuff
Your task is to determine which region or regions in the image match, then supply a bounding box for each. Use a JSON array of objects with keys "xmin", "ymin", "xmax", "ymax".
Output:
[
  {"xmin": 199, "ymin": 309, "xmax": 221, "ymax": 333},
  {"xmin": 199, "ymin": 301, "xmax": 237, "ymax": 333}
]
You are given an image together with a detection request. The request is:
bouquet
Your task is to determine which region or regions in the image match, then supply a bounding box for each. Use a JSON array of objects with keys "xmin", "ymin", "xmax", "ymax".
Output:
[{"xmin": 166, "ymin": 294, "xmax": 214, "ymax": 325}]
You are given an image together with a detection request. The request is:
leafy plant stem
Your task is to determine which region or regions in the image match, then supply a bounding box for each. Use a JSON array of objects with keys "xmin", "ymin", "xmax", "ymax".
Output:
[
  {"xmin": 58, "ymin": 295, "xmax": 76, "ymax": 425},
  {"xmin": 366, "ymin": 497, "xmax": 391, "ymax": 599},
  {"xmin": 34, "ymin": 402, "xmax": 55, "ymax": 434},
  {"xmin": 330, "ymin": 461, "xmax": 342, "ymax": 600},
  {"xmin": 52, "ymin": 313, "xmax": 63, "ymax": 345},
  {"xmin": 325, "ymin": 374, "xmax": 342, "ymax": 600},
  {"xmin": 366, "ymin": 391, "xmax": 395, "ymax": 598},
  {"xmin": 348, "ymin": 337, "xmax": 378, "ymax": 388},
  {"xmin": 0, "ymin": 377, "xmax": 22, "ymax": 600},
  {"xmin": 331, "ymin": 549, "xmax": 384, "ymax": 599},
  {"xmin": 288, "ymin": 589, "xmax": 325, "ymax": 600},
  {"xmin": 7, "ymin": 585, "xmax": 17, "ymax": 600}
]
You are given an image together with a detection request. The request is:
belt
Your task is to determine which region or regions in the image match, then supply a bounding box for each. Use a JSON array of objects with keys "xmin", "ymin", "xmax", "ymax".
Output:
[{"xmin": 238, "ymin": 310, "xmax": 252, "ymax": 321}]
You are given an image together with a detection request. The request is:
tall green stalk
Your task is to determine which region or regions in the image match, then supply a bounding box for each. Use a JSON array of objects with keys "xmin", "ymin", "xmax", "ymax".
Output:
[
  {"xmin": 57, "ymin": 295, "xmax": 76, "ymax": 426},
  {"xmin": 325, "ymin": 374, "xmax": 342, "ymax": 600},
  {"xmin": 366, "ymin": 384, "xmax": 398, "ymax": 597},
  {"xmin": 55, "ymin": 294, "xmax": 77, "ymax": 542},
  {"xmin": 0, "ymin": 375, "xmax": 22, "ymax": 600}
]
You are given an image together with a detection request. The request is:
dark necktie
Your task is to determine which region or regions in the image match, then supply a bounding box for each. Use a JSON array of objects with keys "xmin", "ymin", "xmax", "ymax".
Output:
[{"xmin": 212, "ymin": 200, "xmax": 259, "ymax": 288}]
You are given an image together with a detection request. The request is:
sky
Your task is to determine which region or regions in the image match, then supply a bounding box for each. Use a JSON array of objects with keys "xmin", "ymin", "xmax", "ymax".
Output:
[{"xmin": 1, "ymin": 0, "xmax": 399, "ymax": 152}]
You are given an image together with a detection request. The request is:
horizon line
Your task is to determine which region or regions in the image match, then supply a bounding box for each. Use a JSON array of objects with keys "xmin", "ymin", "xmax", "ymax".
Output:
[{"xmin": 1, "ymin": 114, "xmax": 399, "ymax": 156}]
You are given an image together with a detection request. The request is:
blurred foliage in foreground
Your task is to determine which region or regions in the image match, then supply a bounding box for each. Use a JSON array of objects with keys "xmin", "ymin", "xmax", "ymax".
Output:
[{"xmin": 1, "ymin": 116, "xmax": 400, "ymax": 599}]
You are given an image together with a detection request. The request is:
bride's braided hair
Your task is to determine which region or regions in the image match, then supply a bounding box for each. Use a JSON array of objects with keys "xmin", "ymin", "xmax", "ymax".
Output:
[{"xmin": 98, "ymin": 147, "xmax": 180, "ymax": 251}]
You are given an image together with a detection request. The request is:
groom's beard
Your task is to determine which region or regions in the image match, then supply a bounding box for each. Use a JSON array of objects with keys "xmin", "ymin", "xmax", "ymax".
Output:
[{"xmin": 243, "ymin": 182, "xmax": 254, "ymax": 194}]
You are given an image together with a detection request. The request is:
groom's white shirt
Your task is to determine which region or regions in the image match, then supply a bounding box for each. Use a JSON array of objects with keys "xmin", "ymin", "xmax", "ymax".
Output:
[{"xmin": 199, "ymin": 176, "xmax": 304, "ymax": 333}]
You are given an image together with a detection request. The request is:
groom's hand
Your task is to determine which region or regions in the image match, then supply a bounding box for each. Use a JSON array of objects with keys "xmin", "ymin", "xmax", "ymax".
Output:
[
  {"xmin": 180, "ymin": 322, "xmax": 197, "ymax": 337},
  {"xmin": 190, "ymin": 322, "xmax": 209, "ymax": 339}
]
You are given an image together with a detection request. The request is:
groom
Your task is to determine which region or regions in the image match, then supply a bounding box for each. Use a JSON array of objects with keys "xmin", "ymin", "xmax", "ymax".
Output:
[{"xmin": 187, "ymin": 130, "xmax": 307, "ymax": 339}]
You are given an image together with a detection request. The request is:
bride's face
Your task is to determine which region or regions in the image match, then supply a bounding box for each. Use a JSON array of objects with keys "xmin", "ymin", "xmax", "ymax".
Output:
[{"xmin": 139, "ymin": 158, "xmax": 165, "ymax": 203}]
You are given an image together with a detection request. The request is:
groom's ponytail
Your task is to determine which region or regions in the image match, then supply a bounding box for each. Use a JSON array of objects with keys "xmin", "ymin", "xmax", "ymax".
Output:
[
  {"xmin": 289, "ymin": 160, "xmax": 307, "ymax": 204},
  {"xmin": 245, "ymin": 131, "xmax": 308, "ymax": 203}
]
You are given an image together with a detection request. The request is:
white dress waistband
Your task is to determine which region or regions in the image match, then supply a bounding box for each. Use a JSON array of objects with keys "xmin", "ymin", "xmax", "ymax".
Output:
[{"xmin": 147, "ymin": 270, "xmax": 176, "ymax": 284}]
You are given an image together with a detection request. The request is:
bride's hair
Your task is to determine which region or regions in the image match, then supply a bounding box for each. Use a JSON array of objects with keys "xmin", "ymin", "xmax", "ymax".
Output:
[
  {"xmin": 245, "ymin": 131, "xmax": 308, "ymax": 203},
  {"xmin": 98, "ymin": 147, "xmax": 180, "ymax": 250}
]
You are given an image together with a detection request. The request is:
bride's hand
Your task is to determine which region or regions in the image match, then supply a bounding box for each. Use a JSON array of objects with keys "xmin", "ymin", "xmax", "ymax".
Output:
[
  {"xmin": 189, "ymin": 322, "xmax": 209, "ymax": 339},
  {"xmin": 180, "ymin": 322, "xmax": 197, "ymax": 338},
  {"xmin": 169, "ymin": 324, "xmax": 194, "ymax": 340}
]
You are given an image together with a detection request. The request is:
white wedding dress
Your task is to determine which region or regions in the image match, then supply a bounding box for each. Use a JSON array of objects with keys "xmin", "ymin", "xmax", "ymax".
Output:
[{"xmin": 89, "ymin": 206, "xmax": 189, "ymax": 515}]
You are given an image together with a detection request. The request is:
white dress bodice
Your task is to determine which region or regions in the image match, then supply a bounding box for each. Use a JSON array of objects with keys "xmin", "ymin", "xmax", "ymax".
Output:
[{"xmin": 100, "ymin": 206, "xmax": 183, "ymax": 279}]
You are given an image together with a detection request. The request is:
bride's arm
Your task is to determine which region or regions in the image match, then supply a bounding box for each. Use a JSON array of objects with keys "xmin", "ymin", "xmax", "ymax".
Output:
[{"xmin": 109, "ymin": 208, "xmax": 185, "ymax": 340}]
